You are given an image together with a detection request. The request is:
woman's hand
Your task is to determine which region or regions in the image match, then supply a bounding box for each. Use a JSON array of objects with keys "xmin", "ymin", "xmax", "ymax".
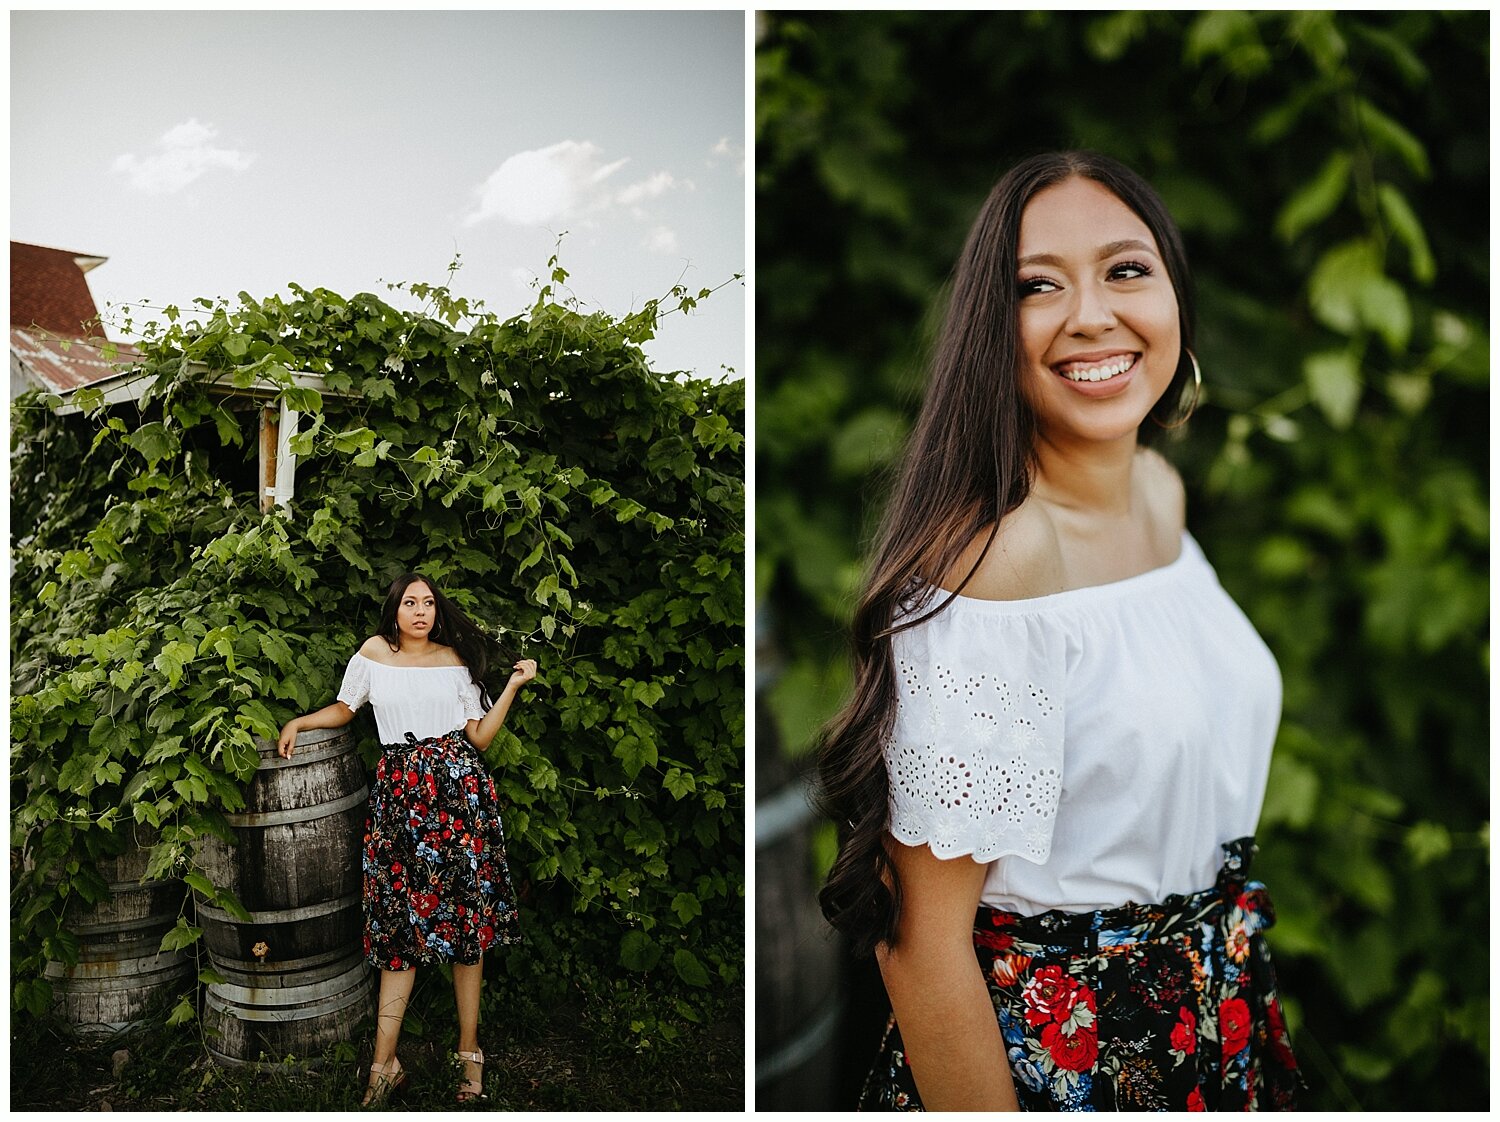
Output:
[
  {"xmin": 507, "ymin": 658, "xmax": 538, "ymax": 690},
  {"xmin": 466, "ymin": 660, "xmax": 538, "ymax": 750},
  {"xmin": 275, "ymin": 702, "xmax": 355, "ymax": 760},
  {"xmin": 277, "ymin": 718, "xmax": 302, "ymax": 760}
]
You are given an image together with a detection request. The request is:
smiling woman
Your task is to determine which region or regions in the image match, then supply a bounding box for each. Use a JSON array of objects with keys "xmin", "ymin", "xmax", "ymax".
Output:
[{"xmin": 814, "ymin": 152, "xmax": 1303, "ymax": 1110}]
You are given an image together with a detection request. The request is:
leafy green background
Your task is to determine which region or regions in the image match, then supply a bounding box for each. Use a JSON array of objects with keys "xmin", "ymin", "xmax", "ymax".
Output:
[
  {"xmin": 11, "ymin": 261, "xmax": 744, "ymax": 1041},
  {"xmin": 757, "ymin": 11, "xmax": 1486, "ymax": 1110}
]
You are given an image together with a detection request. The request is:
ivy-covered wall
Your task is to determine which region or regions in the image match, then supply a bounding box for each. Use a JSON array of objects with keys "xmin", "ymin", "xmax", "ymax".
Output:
[
  {"xmin": 757, "ymin": 11, "xmax": 1486, "ymax": 1110},
  {"xmin": 11, "ymin": 266, "xmax": 744, "ymax": 1021}
]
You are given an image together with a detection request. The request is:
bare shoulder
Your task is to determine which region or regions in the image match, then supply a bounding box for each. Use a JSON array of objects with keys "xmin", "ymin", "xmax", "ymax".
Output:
[
  {"xmin": 357, "ymin": 635, "xmax": 396, "ymax": 663},
  {"xmin": 356, "ymin": 636, "xmax": 465, "ymax": 668},
  {"xmin": 936, "ymin": 499, "xmax": 1065, "ymax": 601},
  {"xmin": 1136, "ymin": 446, "xmax": 1186, "ymax": 536}
]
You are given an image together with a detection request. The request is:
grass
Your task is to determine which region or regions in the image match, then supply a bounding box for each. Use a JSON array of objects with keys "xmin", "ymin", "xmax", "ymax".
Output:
[{"xmin": 11, "ymin": 964, "xmax": 744, "ymax": 1111}]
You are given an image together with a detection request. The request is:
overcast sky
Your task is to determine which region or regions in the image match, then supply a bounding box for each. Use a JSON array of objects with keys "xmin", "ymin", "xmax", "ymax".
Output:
[{"xmin": 12, "ymin": 11, "xmax": 745, "ymax": 380}]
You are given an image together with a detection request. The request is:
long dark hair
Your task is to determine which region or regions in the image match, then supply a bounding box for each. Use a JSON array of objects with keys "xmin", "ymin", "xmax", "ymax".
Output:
[
  {"xmin": 376, "ymin": 572, "xmax": 512, "ymax": 707},
  {"xmin": 815, "ymin": 151, "xmax": 1198, "ymax": 957}
]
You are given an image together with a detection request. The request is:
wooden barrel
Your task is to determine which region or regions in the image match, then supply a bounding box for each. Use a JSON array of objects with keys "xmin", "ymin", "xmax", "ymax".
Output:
[
  {"xmin": 42, "ymin": 832, "xmax": 194, "ymax": 1036},
  {"xmin": 193, "ymin": 725, "xmax": 373, "ymax": 1066},
  {"xmin": 754, "ymin": 685, "xmax": 843, "ymax": 1109},
  {"xmin": 203, "ymin": 952, "xmax": 372, "ymax": 1069}
]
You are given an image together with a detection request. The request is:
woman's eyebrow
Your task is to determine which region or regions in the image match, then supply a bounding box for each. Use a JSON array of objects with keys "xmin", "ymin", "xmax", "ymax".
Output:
[{"xmin": 1017, "ymin": 238, "xmax": 1159, "ymax": 269}]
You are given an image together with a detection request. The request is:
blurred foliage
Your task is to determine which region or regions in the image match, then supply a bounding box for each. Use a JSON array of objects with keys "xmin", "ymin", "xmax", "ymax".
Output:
[{"xmin": 757, "ymin": 11, "xmax": 1486, "ymax": 1111}]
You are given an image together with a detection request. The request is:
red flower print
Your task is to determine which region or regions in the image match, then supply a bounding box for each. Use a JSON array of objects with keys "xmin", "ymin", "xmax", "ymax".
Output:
[
  {"xmin": 405, "ymin": 770, "xmax": 418, "ymax": 788},
  {"xmin": 1187, "ymin": 1085, "xmax": 1205, "ymax": 1111},
  {"xmin": 1041, "ymin": 1021, "xmax": 1098, "ymax": 1072},
  {"xmin": 1220, "ymin": 997, "xmax": 1252, "ymax": 1061},
  {"xmin": 414, "ymin": 893, "xmax": 439, "ymax": 918},
  {"xmin": 471, "ymin": 837, "xmax": 484, "ymax": 854},
  {"xmin": 479, "ymin": 924, "xmax": 494, "ymax": 948},
  {"xmin": 1267, "ymin": 998, "xmax": 1298, "ymax": 1069},
  {"xmin": 391, "ymin": 862, "xmax": 403, "ymax": 875},
  {"xmin": 1054, "ymin": 980, "xmax": 1095, "ymax": 1024},
  {"xmin": 1022, "ymin": 964, "xmax": 1080, "ymax": 1026},
  {"xmin": 974, "ymin": 927, "xmax": 1015, "ymax": 953},
  {"xmin": 1171, "ymin": 1007, "xmax": 1197, "ymax": 1055}
]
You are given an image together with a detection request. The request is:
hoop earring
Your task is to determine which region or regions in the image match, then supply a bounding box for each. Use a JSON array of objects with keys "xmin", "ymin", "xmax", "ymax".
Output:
[{"xmin": 1153, "ymin": 349, "xmax": 1202, "ymax": 430}]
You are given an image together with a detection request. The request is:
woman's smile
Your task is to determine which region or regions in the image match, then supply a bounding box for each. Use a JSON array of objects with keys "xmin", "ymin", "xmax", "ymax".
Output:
[{"xmin": 1051, "ymin": 351, "xmax": 1140, "ymax": 396}]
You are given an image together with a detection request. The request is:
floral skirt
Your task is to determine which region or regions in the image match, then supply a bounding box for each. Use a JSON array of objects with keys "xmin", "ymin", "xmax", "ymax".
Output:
[
  {"xmin": 363, "ymin": 729, "xmax": 523, "ymax": 970},
  {"xmin": 860, "ymin": 838, "xmax": 1302, "ymax": 1111}
]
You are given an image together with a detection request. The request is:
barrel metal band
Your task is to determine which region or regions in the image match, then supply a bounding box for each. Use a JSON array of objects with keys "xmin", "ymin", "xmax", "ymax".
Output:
[
  {"xmin": 252, "ymin": 735, "xmax": 356, "ymax": 773},
  {"xmin": 205, "ymin": 944, "xmax": 352, "ymax": 979},
  {"xmin": 206, "ymin": 968, "xmax": 372, "ymax": 1019},
  {"xmin": 68, "ymin": 909, "xmax": 184, "ymax": 937},
  {"xmin": 223, "ymin": 785, "xmax": 368, "ymax": 828},
  {"xmin": 755, "ymin": 992, "xmax": 844, "ymax": 1086},
  {"xmin": 196, "ymin": 891, "xmax": 360, "ymax": 926},
  {"xmin": 755, "ymin": 774, "xmax": 817, "ymax": 849}
]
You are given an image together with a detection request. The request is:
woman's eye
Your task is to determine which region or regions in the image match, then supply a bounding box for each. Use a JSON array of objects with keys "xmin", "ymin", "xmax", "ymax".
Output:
[
  {"xmin": 1018, "ymin": 277, "xmax": 1059, "ymax": 297},
  {"xmin": 1109, "ymin": 261, "xmax": 1152, "ymax": 281}
]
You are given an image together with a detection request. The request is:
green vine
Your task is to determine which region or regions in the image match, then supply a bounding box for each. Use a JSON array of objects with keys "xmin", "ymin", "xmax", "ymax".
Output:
[{"xmin": 11, "ymin": 255, "xmax": 745, "ymax": 1018}]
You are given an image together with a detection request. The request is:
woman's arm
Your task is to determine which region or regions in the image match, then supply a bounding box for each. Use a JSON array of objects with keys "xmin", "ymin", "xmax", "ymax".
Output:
[
  {"xmin": 465, "ymin": 659, "xmax": 538, "ymax": 749},
  {"xmin": 878, "ymin": 839, "xmax": 1022, "ymax": 1111},
  {"xmin": 277, "ymin": 701, "xmax": 356, "ymax": 759}
]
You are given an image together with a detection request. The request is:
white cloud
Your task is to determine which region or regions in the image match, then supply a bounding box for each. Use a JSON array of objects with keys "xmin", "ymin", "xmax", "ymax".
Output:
[
  {"xmin": 467, "ymin": 140, "xmax": 683, "ymax": 228},
  {"xmin": 616, "ymin": 171, "xmax": 679, "ymax": 207},
  {"xmin": 646, "ymin": 226, "xmax": 679, "ymax": 254},
  {"xmin": 710, "ymin": 136, "xmax": 745, "ymax": 177},
  {"xmin": 112, "ymin": 118, "xmax": 254, "ymax": 194}
]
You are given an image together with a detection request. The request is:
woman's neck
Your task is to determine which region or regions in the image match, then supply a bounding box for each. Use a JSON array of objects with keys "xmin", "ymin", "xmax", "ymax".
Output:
[
  {"xmin": 1029, "ymin": 432, "xmax": 1140, "ymax": 518},
  {"xmin": 393, "ymin": 634, "xmax": 437, "ymax": 657}
]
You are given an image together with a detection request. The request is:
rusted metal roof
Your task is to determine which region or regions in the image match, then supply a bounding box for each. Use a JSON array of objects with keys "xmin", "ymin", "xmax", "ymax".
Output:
[{"xmin": 10, "ymin": 327, "xmax": 141, "ymax": 395}]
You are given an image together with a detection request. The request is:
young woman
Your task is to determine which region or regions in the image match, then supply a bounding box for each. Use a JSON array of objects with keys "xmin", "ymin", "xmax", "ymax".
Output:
[
  {"xmin": 277, "ymin": 573, "xmax": 536, "ymax": 1106},
  {"xmin": 818, "ymin": 152, "xmax": 1302, "ymax": 1111}
]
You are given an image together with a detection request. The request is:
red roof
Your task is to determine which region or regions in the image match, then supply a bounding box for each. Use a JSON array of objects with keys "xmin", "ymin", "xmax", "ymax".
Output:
[
  {"xmin": 11, "ymin": 241, "xmax": 109, "ymax": 339},
  {"xmin": 11, "ymin": 327, "xmax": 141, "ymax": 394}
]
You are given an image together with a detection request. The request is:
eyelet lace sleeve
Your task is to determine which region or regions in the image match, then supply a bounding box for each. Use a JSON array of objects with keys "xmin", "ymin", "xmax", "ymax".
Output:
[
  {"xmin": 457, "ymin": 676, "xmax": 486, "ymax": 722},
  {"xmin": 336, "ymin": 654, "xmax": 370, "ymax": 712},
  {"xmin": 884, "ymin": 610, "xmax": 1066, "ymax": 864}
]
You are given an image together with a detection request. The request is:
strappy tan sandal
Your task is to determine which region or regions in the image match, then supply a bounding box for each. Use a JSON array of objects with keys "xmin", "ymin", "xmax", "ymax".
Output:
[
  {"xmin": 362, "ymin": 1056, "xmax": 407, "ymax": 1107},
  {"xmin": 455, "ymin": 1048, "xmax": 488, "ymax": 1104}
]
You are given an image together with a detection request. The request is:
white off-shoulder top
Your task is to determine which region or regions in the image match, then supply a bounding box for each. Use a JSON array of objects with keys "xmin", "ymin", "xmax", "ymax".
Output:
[
  {"xmin": 336, "ymin": 653, "xmax": 488, "ymax": 745},
  {"xmin": 885, "ymin": 532, "xmax": 1281, "ymax": 915}
]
